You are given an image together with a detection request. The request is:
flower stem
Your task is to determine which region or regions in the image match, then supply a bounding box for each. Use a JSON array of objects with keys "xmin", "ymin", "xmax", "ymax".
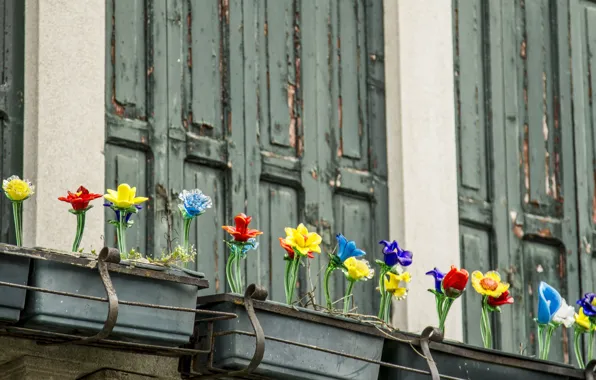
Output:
[
  {"xmin": 284, "ymin": 259, "xmax": 292, "ymax": 304},
  {"xmin": 72, "ymin": 212, "xmax": 86, "ymax": 252},
  {"xmin": 588, "ymin": 329, "xmax": 595, "ymax": 362},
  {"xmin": 287, "ymin": 257, "xmax": 300, "ymax": 304},
  {"xmin": 324, "ymin": 264, "xmax": 335, "ymax": 309},
  {"xmin": 537, "ymin": 324, "xmax": 545, "ymax": 359},
  {"xmin": 225, "ymin": 252, "xmax": 238, "ymax": 293},
  {"xmin": 574, "ymin": 329, "xmax": 585, "ymax": 369},
  {"xmin": 11, "ymin": 201, "xmax": 22, "ymax": 247},
  {"xmin": 343, "ymin": 280, "xmax": 355, "ymax": 314},
  {"xmin": 439, "ymin": 298, "xmax": 454, "ymax": 335},
  {"xmin": 378, "ymin": 270, "xmax": 388, "ymax": 320},
  {"xmin": 480, "ymin": 297, "xmax": 492, "ymax": 349},
  {"xmin": 183, "ymin": 217, "xmax": 193, "ymax": 254},
  {"xmin": 116, "ymin": 211, "xmax": 127, "ymax": 256},
  {"xmin": 542, "ymin": 324, "xmax": 555, "ymax": 360},
  {"xmin": 383, "ymin": 291, "xmax": 392, "ymax": 324},
  {"xmin": 234, "ymin": 250, "xmax": 243, "ymax": 293}
]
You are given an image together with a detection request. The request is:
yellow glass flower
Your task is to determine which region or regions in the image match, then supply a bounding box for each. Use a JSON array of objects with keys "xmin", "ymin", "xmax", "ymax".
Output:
[
  {"xmin": 104, "ymin": 183, "xmax": 149, "ymax": 209},
  {"xmin": 343, "ymin": 257, "xmax": 374, "ymax": 281},
  {"xmin": 471, "ymin": 270, "xmax": 509, "ymax": 298},
  {"xmin": 575, "ymin": 307, "xmax": 594, "ymax": 331},
  {"xmin": 283, "ymin": 223, "xmax": 322, "ymax": 256},
  {"xmin": 2, "ymin": 175, "xmax": 34, "ymax": 201},
  {"xmin": 384, "ymin": 271, "xmax": 411, "ymax": 300}
]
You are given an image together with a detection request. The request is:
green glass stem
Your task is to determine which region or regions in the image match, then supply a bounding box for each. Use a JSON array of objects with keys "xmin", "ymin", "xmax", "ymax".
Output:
[
  {"xmin": 542, "ymin": 324, "xmax": 556, "ymax": 360},
  {"xmin": 589, "ymin": 329, "xmax": 595, "ymax": 363},
  {"xmin": 574, "ymin": 329, "xmax": 586, "ymax": 369},
  {"xmin": 234, "ymin": 251, "xmax": 243, "ymax": 293},
  {"xmin": 11, "ymin": 201, "xmax": 23, "ymax": 247},
  {"xmin": 324, "ymin": 264, "xmax": 335, "ymax": 309},
  {"xmin": 480, "ymin": 297, "xmax": 492, "ymax": 349},
  {"xmin": 72, "ymin": 211, "xmax": 86, "ymax": 252},
  {"xmin": 225, "ymin": 252, "xmax": 238, "ymax": 293},
  {"xmin": 343, "ymin": 280, "xmax": 355, "ymax": 314},
  {"xmin": 116, "ymin": 211, "xmax": 127, "ymax": 256},
  {"xmin": 439, "ymin": 297, "xmax": 455, "ymax": 335},
  {"xmin": 287, "ymin": 257, "xmax": 300, "ymax": 304},
  {"xmin": 284, "ymin": 259, "xmax": 292, "ymax": 304},
  {"xmin": 183, "ymin": 217, "xmax": 193, "ymax": 253},
  {"xmin": 537, "ymin": 324, "xmax": 546, "ymax": 359},
  {"xmin": 377, "ymin": 270, "xmax": 388, "ymax": 320},
  {"xmin": 383, "ymin": 291, "xmax": 392, "ymax": 324}
]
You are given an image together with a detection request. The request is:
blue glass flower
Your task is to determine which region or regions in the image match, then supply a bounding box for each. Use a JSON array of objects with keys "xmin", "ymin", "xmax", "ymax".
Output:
[
  {"xmin": 336, "ymin": 234, "xmax": 365, "ymax": 263},
  {"xmin": 577, "ymin": 293, "xmax": 596, "ymax": 317},
  {"xmin": 379, "ymin": 240, "xmax": 413, "ymax": 267},
  {"xmin": 426, "ymin": 268, "xmax": 445, "ymax": 293},
  {"xmin": 537, "ymin": 281, "xmax": 562, "ymax": 324},
  {"xmin": 178, "ymin": 189, "xmax": 212, "ymax": 219}
]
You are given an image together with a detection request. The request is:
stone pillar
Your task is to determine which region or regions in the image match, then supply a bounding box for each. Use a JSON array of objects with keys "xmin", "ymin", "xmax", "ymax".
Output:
[
  {"xmin": 383, "ymin": 0, "xmax": 462, "ymax": 340},
  {"xmin": 23, "ymin": 0, "xmax": 106, "ymax": 252}
]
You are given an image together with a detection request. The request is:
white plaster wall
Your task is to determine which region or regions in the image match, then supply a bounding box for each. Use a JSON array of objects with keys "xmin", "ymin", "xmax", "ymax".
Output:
[
  {"xmin": 384, "ymin": 0, "xmax": 462, "ymax": 340},
  {"xmin": 23, "ymin": 0, "xmax": 105, "ymax": 252}
]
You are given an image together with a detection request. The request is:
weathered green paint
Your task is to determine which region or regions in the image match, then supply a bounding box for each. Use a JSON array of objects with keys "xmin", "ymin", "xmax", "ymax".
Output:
[
  {"xmin": 454, "ymin": 0, "xmax": 580, "ymax": 363},
  {"xmin": 106, "ymin": 0, "xmax": 387, "ymax": 315},
  {"xmin": 0, "ymin": 0, "xmax": 24, "ymax": 245}
]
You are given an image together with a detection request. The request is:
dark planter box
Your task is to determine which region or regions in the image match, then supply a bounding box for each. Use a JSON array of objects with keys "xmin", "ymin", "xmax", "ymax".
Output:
[
  {"xmin": 196, "ymin": 293, "xmax": 384, "ymax": 380},
  {"xmin": 0, "ymin": 254, "xmax": 30, "ymax": 322},
  {"xmin": 20, "ymin": 258, "xmax": 204, "ymax": 347},
  {"xmin": 380, "ymin": 335, "xmax": 585, "ymax": 380}
]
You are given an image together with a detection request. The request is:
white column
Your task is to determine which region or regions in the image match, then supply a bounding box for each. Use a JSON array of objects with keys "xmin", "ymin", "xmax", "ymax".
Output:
[
  {"xmin": 384, "ymin": 0, "xmax": 462, "ymax": 340},
  {"xmin": 23, "ymin": 0, "xmax": 105, "ymax": 252}
]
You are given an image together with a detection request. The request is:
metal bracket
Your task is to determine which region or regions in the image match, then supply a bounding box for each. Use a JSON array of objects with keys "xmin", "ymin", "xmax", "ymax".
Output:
[
  {"xmin": 586, "ymin": 360, "xmax": 596, "ymax": 380},
  {"xmin": 420, "ymin": 326, "xmax": 444, "ymax": 380},
  {"xmin": 40, "ymin": 247, "xmax": 120, "ymax": 345}
]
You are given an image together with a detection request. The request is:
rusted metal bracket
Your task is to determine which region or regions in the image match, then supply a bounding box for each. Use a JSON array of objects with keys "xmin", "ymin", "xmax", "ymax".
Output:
[
  {"xmin": 420, "ymin": 326, "xmax": 444, "ymax": 380},
  {"xmin": 585, "ymin": 360, "xmax": 596, "ymax": 380},
  {"xmin": 40, "ymin": 247, "xmax": 121, "ymax": 346}
]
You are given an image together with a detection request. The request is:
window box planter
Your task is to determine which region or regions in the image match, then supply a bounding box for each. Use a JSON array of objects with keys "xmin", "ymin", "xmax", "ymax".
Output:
[
  {"xmin": 0, "ymin": 253, "xmax": 29, "ymax": 323},
  {"xmin": 380, "ymin": 330, "xmax": 589, "ymax": 380},
  {"xmin": 0, "ymin": 244, "xmax": 209, "ymax": 347},
  {"xmin": 194, "ymin": 286, "xmax": 384, "ymax": 380}
]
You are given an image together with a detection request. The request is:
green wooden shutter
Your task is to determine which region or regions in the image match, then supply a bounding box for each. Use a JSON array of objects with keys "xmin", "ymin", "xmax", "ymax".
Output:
[
  {"xmin": 0, "ymin": 0, "xmax": 25, "ymax": 245},
  {"xmin": 455, "ymin": 0, "xmax": 580, "ymax": 362},
  {"xmin": 106, "ymin": 0, "xmax": 388, "ymax": 314}
]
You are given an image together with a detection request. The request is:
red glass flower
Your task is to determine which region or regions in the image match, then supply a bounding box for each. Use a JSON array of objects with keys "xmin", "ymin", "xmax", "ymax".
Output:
[
  {"xmin": 222, "ymin": 213, "xmax": 263, "ymax": 242},
  {"xmin": 442, "ymin": 265, "xmax": 469, "ymax": 298},
  {"xmin": 58, "ymin": 186, "xmax": 102, "ymax": 211},
  {"xmin": 488, "ymin": 290, "xmax": 514, "ymax": 307}
]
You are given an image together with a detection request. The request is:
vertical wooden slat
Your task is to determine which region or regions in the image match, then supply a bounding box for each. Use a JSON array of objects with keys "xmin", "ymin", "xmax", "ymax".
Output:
[{"xmin": 0, "ymin": 0, "xmax": 24, "ymax": 245}]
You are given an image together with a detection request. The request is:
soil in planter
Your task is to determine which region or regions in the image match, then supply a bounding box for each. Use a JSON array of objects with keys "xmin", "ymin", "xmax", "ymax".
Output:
[
  {"xmin": 0, "ymin": 255, "xmax": 30, "ymax": 323},
  {"xmin": 21, "ymin": 260, "xmax": 199, "ymax": 346},
  {"xmin": 197, "ymin": 299, "xmax": 384, "ymax": 380}
]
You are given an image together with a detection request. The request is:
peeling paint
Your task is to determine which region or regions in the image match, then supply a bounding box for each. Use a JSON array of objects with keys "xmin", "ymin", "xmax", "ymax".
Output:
[
  {"xmin": 520, "ymin": 40, "xmax": 527, "ymax": 59},
  {"xmin": 288, "ymin": 83, "xmax": 296, "ymax": 147},
  {"xmin": 337, "ymin": 97, "xmax": 343, "ymax": 157},
  {"xmin": 537, "ymin": 228, "xmax": 552, "ymax": 238},
  {"xmin": 523, "ymin": 124, "xmax": 530, "ymax": 202}
]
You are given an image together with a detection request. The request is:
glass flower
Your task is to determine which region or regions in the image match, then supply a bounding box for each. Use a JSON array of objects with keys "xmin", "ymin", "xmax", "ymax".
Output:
[
  {"xmin": 471, "ymin": 270, "xmax": 509, "ymax": 298},
  {"xmin": 222, "ymin": 213, "xmax": 263, "ymax": 242},
  {"xmin": 553, "ymin": 298, "xmax": 576, "ymax": 328},
  {"xmin": 487, "ymin": 290, "xmax": 514, "ymax": 307},
  {"xmin": 575, "ymin": 308, "xmax": 594, "ymax": 331},
  {"xmin": 537, "ymin": 281, "xmax": 562, "ymax": 324},
  {"xmin": 178, "ymin": 189, "xmax": 212, "ymax": 219},
  {"xmin": 283, "ymin": 223, "xmax": 322, "ymax": 257},
  {"xmin": 336, "ymin": 234, "xmax": 365, "ymax": 263},
  {"xmin": 378, "ymin": 240, "xmax": 412, "ymax": 267},
  {"xmin": 279, "ymin": 237, "xmax": 314, "ymax": 259},
  {"xmin": 426, "ymin": 268, "xmax": 445, "ymax": 293},
  {"xmin": 441, "ymin": 265, "xmax": 469, "ymax": 298},
  {"xmin": 2, "ymin": 175, "xmax": 34, "ymax": 201},
  {"xmin": 104, "ymin": 183, "xmax": 149, "ymax": 209},
  {"xmin": 343, "ymin": 257, "xmax": 374, "ymax": 282},
  {"xmin": 59, "ymin": 186, "xmax": 102, "ymax": 211},
  {"xmin": 384, "ymin": 270, "xmax": 411, "ymax": 300},
  {"xmin": 577, "ymin": 293, "xmax": 596, "ymax": 317}
]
